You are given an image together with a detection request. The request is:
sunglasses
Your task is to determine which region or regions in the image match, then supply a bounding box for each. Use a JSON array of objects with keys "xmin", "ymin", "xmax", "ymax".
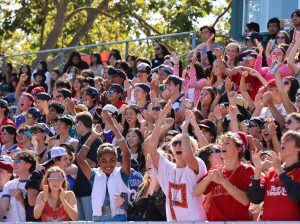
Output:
[
  {"xmin": 154, "ymin": 48, "xmax": 161, "ymax": 51},
  {"xmin": 248, "ymin": 123, "xmax": 258, "ymax": 128},
  {"xmin": 286, "ymin": 119, "xmax": 293, "ymax": 125},
  {"xmin": 25, "ymin": 113, "xmax": 34, "ymax": 119},
  {"xmin": 172, "ymin": 140, "xmax": 181, "ymax": 147},
  {"xmin": 242, "ymin": 56, "xmax": 254, "ymax": 61},
  {"xmin": 283, "ymin": 80, "xmax": 290, "ymax": 85},
  {"xmin": 210, "ymin": 147, "xmax": 221, "ymax": 154},
  {"xmin": 276, "ymin": 36, "xmax": 285, "ymax": 40},
  {"xmin": 152, "ymin": 106, "xmax": 161, "ymax": 111},
  {"xmin": 13, "ymin": 159, "xmax": 26, "ymax": 164},
  {"xmin": 107, "ymin": 89, "xmax": 117, "ymax": 94},
  {"xmin": 47, "ymin": 177, "xmax": 64, "ymax": 181}
]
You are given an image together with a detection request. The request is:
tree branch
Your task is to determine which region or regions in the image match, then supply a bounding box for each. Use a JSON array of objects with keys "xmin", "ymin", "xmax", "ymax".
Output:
[
  {"xmin": 65, "ymin": 7, "xmax": 115, "ymax": 22},
  {"xmin": 212, "ymin": 1, "xmax": 232, "ymax": 27},
  {"xmin": 132, "ymin": 14, "xmax": 162, "ymax": 35}
]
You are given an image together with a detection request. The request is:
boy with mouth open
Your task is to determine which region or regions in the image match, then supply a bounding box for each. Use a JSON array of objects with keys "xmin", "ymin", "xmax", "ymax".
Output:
[
  {"xmin": 148, "ymin": 101, "xmax": 207, "ymax": 221},
  {"xmin": 248, "ymin": 131, "xmax": 300, "ymax": 221},
  {"xmin": 77, "ymin": 110, "xmax": 131, "ymax": 222},
  {"xmin": 193, "ymin": 131, "xmax": 254, "ymax": 221}
]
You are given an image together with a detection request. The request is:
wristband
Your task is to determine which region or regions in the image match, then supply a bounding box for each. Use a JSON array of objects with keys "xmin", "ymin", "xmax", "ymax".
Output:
[
  {"xmin": 82, "ymin": 144, "xmax": 90, "ymax": 149},
  {"xmin": 117, "ymin": 137, "xmax": 125, "ymax": 142}
]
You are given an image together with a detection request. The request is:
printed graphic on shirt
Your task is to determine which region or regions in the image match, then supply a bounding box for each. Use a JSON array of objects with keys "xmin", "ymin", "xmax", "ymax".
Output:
[{"xmin": 168, "ymin": 182, "xmax": 187, "ymax": 220}]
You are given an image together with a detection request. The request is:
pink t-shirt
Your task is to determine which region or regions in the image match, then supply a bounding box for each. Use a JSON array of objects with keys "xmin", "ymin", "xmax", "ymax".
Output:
[{"xmin": 254, "ymin": 56, "xmax": 292, "ymax": 81}]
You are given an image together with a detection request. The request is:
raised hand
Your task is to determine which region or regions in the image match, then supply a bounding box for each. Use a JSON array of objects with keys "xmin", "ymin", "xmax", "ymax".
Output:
[
  {"xmin": 19, "ymin": 74, "xmax": 28, "ymax": 84},
  {"xmin": 137, "ymin": 113, "xmax": 146, "ymax": 125},
  {"xmin": 159, "ymin": 100, "xmax": 172, "ymax": 120},
  {"xmin": 213, "ymin": 105, "xmax": 223, "ymax": 121},
  {"xmin": 255, "ymin": 39, "xmax": 264, "ymax": 55},
  {"xmin": 102, "ymin": 109, "xmax": 114, "ymax": 130},
  {"xmin": 42, "ymin": 185, "xmax": 49, "ymax": 202},
  {"xmin": 171, "ymin": 52, "xmax": 180, "ymax": 65},
  {"xmin": 262, "ymin": 91, "xmax": 273, "ymax": 107},
  {"xmin": 254, "ymin": 93, "xmax": 264, "ymax": 109},
  {"xmin": 265, "ymin": 151, "xmax": 282, "ymax": 174},
  {"xmin": 228, "ymin": 105, "xmax": 239, "ymax": 118},
  {"xmin": 181, "ymin": 109, "xmax": 192, "ymax": 132},
  {"xmin": 213, "ymin": 48, "xmax": 222, "ymax": 58},
  {"xmin": 59, "ymin": 187, "xmax": 66, "ymax": 201},
  {"xmin": 225, "ymin": 77, "xmax": 233, "ymax": 92},
  {"xmin": 251, "ymin": 150, "xmax": 265, "ymax": 172}
]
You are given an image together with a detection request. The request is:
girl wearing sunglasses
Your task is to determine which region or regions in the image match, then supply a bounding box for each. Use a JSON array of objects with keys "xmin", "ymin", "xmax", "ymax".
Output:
[
  {"xmin": 34, "ymin": 166, "xmax": 77, "ymax": 221},
  {"xmin": 148, "ymin": 101, "xmax": 207, "ymax": 221}
]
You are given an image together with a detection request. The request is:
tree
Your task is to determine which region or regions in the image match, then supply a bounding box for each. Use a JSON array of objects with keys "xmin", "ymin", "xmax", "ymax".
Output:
[{"xmin": 0, "ymin": 0, "xmax": 231, "ymax": 68}]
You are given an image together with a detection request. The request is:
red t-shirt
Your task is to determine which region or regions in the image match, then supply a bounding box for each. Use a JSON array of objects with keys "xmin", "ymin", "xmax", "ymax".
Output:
[
  {"xmin": 0, "ymin": 117, "xmax": 15, "ymax": 144},
  {"xmin": 261, "ymin": 167, "xmax": 300, "ymax": 221},
  {"xmin": 231, "ymin": 72, "xmax": 262, "ymax": 100},
  {"xmin": 204, "ymin": 164, "xmax": 254, "ymax": 221},
  {"xmin": 113, "ymin": 101, "xmax": 128, "ymax": 109}
]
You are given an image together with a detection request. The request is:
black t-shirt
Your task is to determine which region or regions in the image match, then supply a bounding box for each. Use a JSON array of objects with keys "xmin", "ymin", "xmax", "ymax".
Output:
[
  {"xmin": 73, "ymin": 131, "xmax": 102, "ymax": 197},
  {"xmin": 151, "ymin": 57, "xmax": 164, "ymax": 69},
  {"xmin": 25, "ymin": 170, "xmax": 44, "ymax": 221}
]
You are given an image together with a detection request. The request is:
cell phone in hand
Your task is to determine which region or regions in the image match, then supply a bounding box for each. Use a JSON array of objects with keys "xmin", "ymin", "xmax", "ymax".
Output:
[
  {"xmin": 120, "ymin": 192, "xmax": 128, "ymax": 209},
  {"xmin": 269, "ymin": 59, "xmax": 281, "ymax": 74}
]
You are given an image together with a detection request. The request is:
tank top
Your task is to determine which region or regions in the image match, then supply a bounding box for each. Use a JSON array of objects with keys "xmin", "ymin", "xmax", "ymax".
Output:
[{"xmin": 41, "ymin": 202, "xmax": 71, "ymax": 222}]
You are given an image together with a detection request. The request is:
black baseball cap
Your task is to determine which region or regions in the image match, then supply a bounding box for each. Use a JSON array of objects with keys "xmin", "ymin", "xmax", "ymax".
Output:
[
  {"xmin": 108, "ymin": 68, "xmax": 126, "ymax": 79},
  {"xmin": 165, "ymin": 75, "xmax": 183, "ymax": 86},
  {"xmin": 109, "ymin": 84, "xmax": 124, "ymax": 94},
  {"xmin": 199, "ymin": 119, "xmax": 217, "ymax": 133}
]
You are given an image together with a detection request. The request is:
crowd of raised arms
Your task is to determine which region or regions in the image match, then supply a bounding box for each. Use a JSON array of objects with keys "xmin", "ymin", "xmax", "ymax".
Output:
[{"xmin": 2, "ymin": 9, "xmax": 300, "ymax": 222}]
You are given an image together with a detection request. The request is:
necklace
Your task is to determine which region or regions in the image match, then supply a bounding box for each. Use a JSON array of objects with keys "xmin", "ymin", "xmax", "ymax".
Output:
[
  {"xmin": 172, "ymin": 168, "xmax": 184, "ymax": 206},
  {"xmin": 224, "ymin": 165, "xmax": 240, "ymax": 181}
]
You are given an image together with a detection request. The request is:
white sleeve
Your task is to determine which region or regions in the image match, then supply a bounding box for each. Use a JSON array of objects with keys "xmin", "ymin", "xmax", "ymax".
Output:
[
  {"xmin": 151, "ymin": 154, "xmax": 173, "ymax": 193},
  {"xmin": 185, "ymin": 157, "xmax": 207, "ymax": 184},
  {"xmin": 1, "ymin": 181, "xmax": 12, "ymax": 198}
]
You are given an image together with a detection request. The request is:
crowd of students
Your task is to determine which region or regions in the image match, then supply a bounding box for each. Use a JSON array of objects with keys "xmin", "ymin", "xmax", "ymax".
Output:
[{"xmin": 1, "ymin": 8, "xmax": 300, "ymax": 222}]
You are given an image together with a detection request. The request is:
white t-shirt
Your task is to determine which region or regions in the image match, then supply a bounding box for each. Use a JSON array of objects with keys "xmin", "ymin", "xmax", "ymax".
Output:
[
  {"xmin": 259, "ymin": 103, "xmax": 287, "ymax": 118},
  {"xmin": 1, "ymin": 178, "xmax": 27, "ymax": 222},
  {"xmin": 152, "ymin": 154, "xmax": 207, "ymax": 221}
]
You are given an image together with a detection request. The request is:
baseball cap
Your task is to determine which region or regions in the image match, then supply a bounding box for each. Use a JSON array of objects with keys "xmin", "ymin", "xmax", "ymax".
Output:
[
  {"xmin": 135, "ymin": 83, "xmax": 150, "ymax": 93},
  {"xmin": 248, "ymin": 117, "xmax": 264, "ymax": 129},
  {"xmin": 22, "ymin": 93, "xmax": 34, "ymax": 102},
  {"xmin": 31, "ymin": 86, "xmax": 45, "ymax": 96},
  {"xmin": 58, "ymin": 88, "xmax": 72, "ymax": 99},
  {"xmin": 165, "ymin": 75, "xmax": 183, "ymax": 86},
  {"xmin": 103, "ymin": 104, "xmax": 119, "ymax": 115},
  {"xmin": 108, "ymin": 84, "xmax": 124, "ymax": 94},
  {"xmin": 36, "ymin": 92, "xmax": 51, "ymax": 101},
  {"xmin": 239, "ymin": 49, "xmax": 258, "ymax": 61},
  {"xmin": 42, "ymin": 147, "xmax": 68, "ymax": 168},
  {"xmin": 57, "ymin": 114, "xmax": 74, "ymax": 127},
  {"xmin": 137, "ymin": 63, "xmax": 151, "ymax": 74},
  {"xmin": 0, "ymin": 99, "xmax": 8, "ymax": 109},
  {"xmin": 108, "ymin": 68, "xmax": 126, "ymax": 79},
  {"xmin": 267, "ymin": 79, "xmax": 276, "ymax": 86},
  {"xmin": 27, "ymin": 107, "xmax": 42, "ymax": 119},
  {"xmin": 159, "ymin": 65, "xmax": 174, "ymax": 75},
  {"xmin": 199, "ymin": 119, "xmax": 217, "ymax": 133},
  {"xmin": 84, "ymin": 86, "xmax": 99, "ymax": 99},
  {"xmin": 0, "ymin": 156, "xmax": 13, "ymax": 173},
  {"xmin": 74, "ymin": 104, "xmax": 88, "ymax": 112}
]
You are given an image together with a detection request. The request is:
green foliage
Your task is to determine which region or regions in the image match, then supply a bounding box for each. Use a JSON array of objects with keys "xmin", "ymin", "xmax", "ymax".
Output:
[{"xmin": 0, "ymin": 0, "xmax": 231, "ymax": 65}]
